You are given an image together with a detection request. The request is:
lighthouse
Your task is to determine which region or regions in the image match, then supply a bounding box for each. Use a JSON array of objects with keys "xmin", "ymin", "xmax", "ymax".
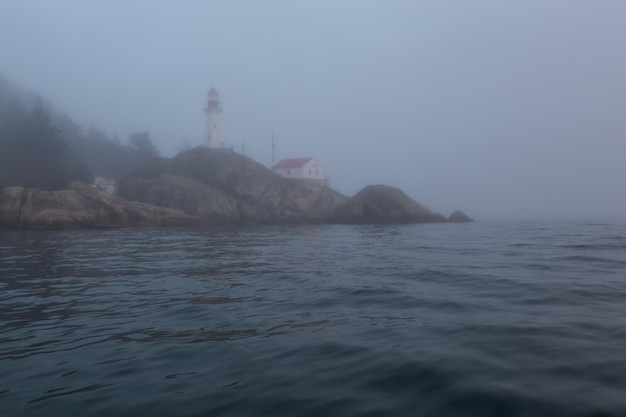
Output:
[{"xmin": 204, "ymin": 87, "xmax": 223, "ymax": 148}]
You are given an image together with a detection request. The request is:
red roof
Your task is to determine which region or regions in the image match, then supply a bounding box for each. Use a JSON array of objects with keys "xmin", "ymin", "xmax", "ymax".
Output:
[{"xmin": 273, "ymin": 158, "xmax": 313, "ymax": 169}]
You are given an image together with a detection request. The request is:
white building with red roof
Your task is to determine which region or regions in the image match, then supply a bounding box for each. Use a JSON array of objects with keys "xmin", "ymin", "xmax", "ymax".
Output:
[{"xmin": 272, "ymin": 157, "xmax": 327, "ymax": 186}]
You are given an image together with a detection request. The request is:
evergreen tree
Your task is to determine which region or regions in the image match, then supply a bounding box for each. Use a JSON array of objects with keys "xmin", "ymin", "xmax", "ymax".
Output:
[
  {"xmin": 126, "ymin": 132, "xmax": 162, "ymax": 176},
  {"xmin": 79, "ymin": 127, "xmax": 129, "ymax": 179},
  {"xmin": 0, "ymin": 74, "xmax": 163, "ymax": 189},
  {"xmin": 128, "ymin": 132, "xmax": 159, "ymax": 161},
  {"xmin": 0, "ymin": 101, "xmax": 74, "ymax": 189}
]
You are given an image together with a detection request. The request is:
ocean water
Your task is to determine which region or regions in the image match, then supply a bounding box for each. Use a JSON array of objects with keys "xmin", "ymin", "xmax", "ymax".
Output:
[{"xmin": 1, "ymin": 221, "xmax": 626, "ymax": 417}]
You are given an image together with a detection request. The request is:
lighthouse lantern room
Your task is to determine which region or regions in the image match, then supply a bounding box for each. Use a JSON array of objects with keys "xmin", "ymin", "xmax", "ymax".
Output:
[{"xmin": 204, "ymin": 88, "xmax": 223, "ymax": 148}]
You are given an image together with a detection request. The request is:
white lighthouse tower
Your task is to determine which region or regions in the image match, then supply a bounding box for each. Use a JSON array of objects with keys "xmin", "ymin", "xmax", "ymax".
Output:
[{"xmin": 204, "ymin": 87, "xmax": 223, "ymax": 148}]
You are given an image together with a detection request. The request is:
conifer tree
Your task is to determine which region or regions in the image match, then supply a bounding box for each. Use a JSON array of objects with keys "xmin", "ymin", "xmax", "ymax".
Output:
[{"xmin": 0, "ymin": 101, "xmax": 72, "ymax": 189}]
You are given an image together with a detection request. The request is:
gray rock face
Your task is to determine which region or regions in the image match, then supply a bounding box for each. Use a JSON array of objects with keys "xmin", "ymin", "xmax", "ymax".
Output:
[
  {"xmin": 119, "ymin": 173, "xmax": 240, "ymax": 223},
  {"xmin": 0, "ymin": 183, "xmax": 202, "ymax": 230},
  {"xmin": 448, "ymin": 210, "xmax": 474, "ymax": 222},
  {"xmin": 331, "ymin": 184, "xmax": 447, "ymax": 224},
  {"xmin": 118, "ymin": 147, "xmax": 349, "ymax": 224},
  {"xmin": 0, "ymin": 147, "xmax": 464, "ymax": 230}
]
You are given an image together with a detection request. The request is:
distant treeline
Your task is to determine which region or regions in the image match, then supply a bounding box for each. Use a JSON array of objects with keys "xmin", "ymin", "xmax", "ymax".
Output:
[{"xmin": 0, "ymin": 75, "xmax": 161, "ymax": 190}]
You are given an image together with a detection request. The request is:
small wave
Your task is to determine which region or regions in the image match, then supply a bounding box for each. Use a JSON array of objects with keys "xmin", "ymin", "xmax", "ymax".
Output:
[
  {"xmin": 2, "ymin": 222, "xmax": 626, "ymax": 416},
  {"xmin": 554, "ymin": 255, "xmax": 626, "ymax": 266},
  {"xmin": 28, "ymin": 383, "xmax": 113, "ymax": 404}
]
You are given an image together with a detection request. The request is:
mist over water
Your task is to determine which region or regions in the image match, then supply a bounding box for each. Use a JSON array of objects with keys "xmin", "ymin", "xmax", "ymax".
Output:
[
  {"xmin": 1, "ymin": 1, "xmax": 626, "ymax": 220},
  {"xmin": 2, "ymin": 4, "xmax": 626, "ymax": 415},
  {"xmin": 2, "ymin": 221, "xmax": 626, "ymax": 416}
]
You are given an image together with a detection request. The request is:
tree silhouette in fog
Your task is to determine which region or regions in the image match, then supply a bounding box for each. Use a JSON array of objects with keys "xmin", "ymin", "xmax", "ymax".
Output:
[
  {"xmin": 0, "ymin": 101, "xmax": 82, "ymax": 190},
  {"xmin": 128, "ymin": 132, "xmax": 159, "ymax": 160},
  {"xmin": 0, "ymin": 75, "xmax": 162, "ymax": 190},
  {"xmin": 125, "ymin": 131, "xmax": 162, "ymax": 175}
]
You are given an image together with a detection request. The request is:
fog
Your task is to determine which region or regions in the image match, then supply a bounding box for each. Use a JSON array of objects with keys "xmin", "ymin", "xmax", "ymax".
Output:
[{"xmin": 1, "ymin": 1, "xmax": 625, "ymax": 221}]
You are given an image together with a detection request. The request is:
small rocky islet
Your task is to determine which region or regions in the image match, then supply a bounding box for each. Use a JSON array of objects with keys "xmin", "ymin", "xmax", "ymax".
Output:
[{"xmin": 0, "ymin": 147, "xmax": 473, "ymax": 230}]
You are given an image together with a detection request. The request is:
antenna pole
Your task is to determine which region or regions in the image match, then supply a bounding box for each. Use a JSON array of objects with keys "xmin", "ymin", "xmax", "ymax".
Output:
[{"xmin": 271, "ymin": 128, "xmax": 275, "ymax": 168}]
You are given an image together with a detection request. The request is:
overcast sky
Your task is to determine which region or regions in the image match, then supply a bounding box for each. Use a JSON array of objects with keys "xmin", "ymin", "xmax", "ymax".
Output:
[{"xmin": 1, "ymin": 1, "xmax": 625, "ymax": 220}]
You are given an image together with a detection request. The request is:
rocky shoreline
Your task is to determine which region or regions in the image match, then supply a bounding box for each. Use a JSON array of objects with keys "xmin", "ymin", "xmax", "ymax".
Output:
[{"xmin": 0, "ymin": 147, "xmax": 473, "ymax": 230}]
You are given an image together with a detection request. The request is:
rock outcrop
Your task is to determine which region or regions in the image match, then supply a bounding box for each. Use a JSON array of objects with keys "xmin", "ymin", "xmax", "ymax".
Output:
[
  {"xmin": 331, "ymin": 184, "xmax": 447, "ymax": 224},
  {"xmin": 448, "ymin": 210, "xmax": 474, "ymax": 223},
  {"xmin": 0, "ymin": 147, "xmax": 468, "ymax": 230},
  {"xmin": 118, "ymin": 147, "xmax": 349, "ymax": 224},
  {"xmin": 0, "ymin": 182, "xmax": 202, "ymax": 230}
]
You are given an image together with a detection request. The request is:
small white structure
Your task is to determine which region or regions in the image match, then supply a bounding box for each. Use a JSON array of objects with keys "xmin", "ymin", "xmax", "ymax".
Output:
[
  {"xmin": 204, "ymin": 87, "xmax": 223, "ymax": 148},
  {"xmin": 272, "ymin": 157, "xmax": 327, "ymax": 186},
  {"xmin": 92, "ymin": 176, "xmax": 116, "ymax": 195}
]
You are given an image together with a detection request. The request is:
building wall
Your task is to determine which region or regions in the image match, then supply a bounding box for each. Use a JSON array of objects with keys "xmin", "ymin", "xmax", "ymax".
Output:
[
  {"xmin": 273, "ymin": 167, "xmax": 304, "ymax": 179},
  {"xmin": 273, "ymin": 159, "xmax": 326, "ymax": 185},
  {"xmin": 205, "ymin": 109, "xmax": 223, "ymax": 148},
  {"xmin": 301, "ymin": 159, "xmax": 324, "ymax": 180},
  {"xmin": 92, "ymin": 177, "xmax": 116, "ymax": 195}
]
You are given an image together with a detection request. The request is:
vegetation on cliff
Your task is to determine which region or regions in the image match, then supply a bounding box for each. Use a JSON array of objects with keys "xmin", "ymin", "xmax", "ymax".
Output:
[
  {"xmin": 0, "ymin": 75, "xmax": 162, "ymax": 190},
  {"xmin": 0, "ymin": 102, "xmax": 89, "ymax": 190}
]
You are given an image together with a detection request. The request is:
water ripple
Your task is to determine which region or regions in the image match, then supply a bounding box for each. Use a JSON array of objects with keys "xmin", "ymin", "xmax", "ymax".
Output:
[{"xmin": 1, "ymin": 221, "xmax": 626, "ymax": 416}]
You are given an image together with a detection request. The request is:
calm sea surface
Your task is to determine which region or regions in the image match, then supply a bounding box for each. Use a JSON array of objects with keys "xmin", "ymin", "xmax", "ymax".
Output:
[{"xmin": 1, "ymin": 221, "xmax": 626, "ymax": 417}]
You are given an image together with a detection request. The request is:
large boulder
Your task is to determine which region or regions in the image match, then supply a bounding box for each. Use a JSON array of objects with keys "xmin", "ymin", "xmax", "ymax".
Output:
[
  {"xmin": 0, "ymin": 183, "xmax": 202, "ymax": 230},
  {"xmin": 448, "ymin": 210, "xmax": 474, "ymax": 222},
  {"xmin": 332, "ymin": 184, "xmax": 447, "ymax": 224}
]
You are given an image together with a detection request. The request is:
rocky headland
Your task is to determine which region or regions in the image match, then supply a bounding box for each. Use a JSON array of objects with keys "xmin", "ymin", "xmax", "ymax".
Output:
[
  {"xmin": 0, "ymin": 182, "xmax": 201, "ymax": 230},
  {"xmin": 117, "ymin": 147, "xmax": 348, "ymax": 224},
  {"xmin": 0, "ymin": 147, "xmax": 472, "ymax": 230}
]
